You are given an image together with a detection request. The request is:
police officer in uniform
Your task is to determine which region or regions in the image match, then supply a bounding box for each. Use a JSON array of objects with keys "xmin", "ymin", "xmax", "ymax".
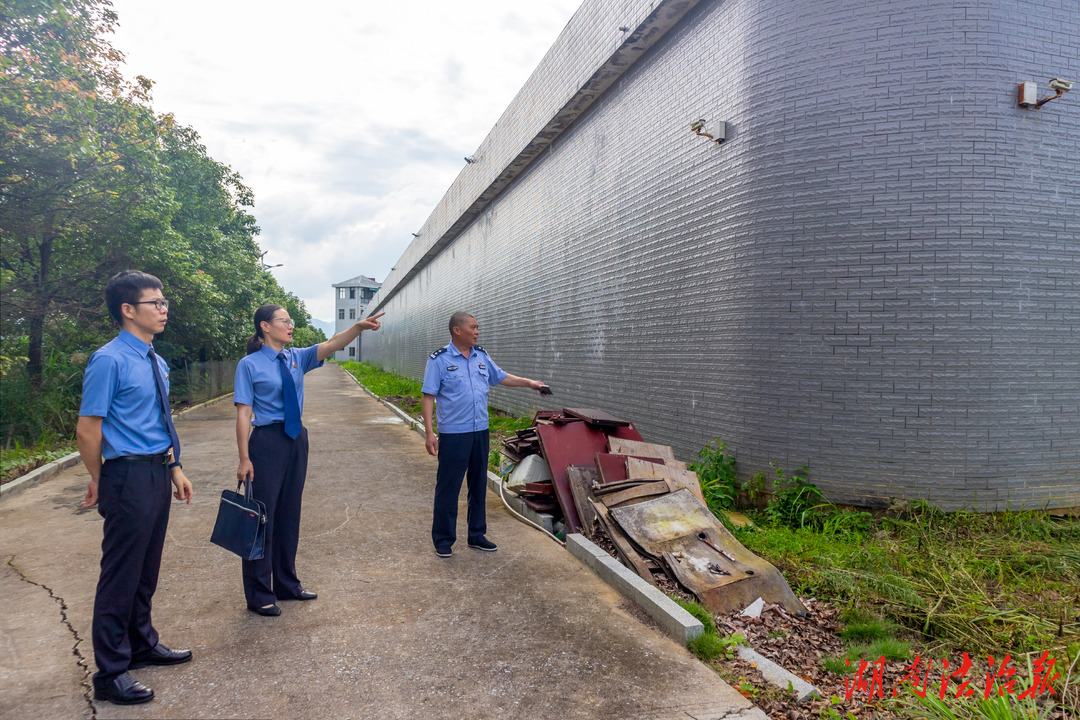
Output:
[
  {"xmin": 422, "ymin": 312, "xmax": 547, "ymax": 557},
  {"xmin": 77, "ymin": 270, "xmax": 194, "ymax": 705}
]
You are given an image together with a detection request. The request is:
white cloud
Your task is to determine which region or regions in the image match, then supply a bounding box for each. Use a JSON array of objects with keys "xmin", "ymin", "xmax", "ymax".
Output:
[{"xmin": 110, "ymin": 0, "xmax": 582, "ymax": 321}]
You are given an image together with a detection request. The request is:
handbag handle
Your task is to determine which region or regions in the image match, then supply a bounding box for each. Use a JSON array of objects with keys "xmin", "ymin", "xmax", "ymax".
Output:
[
  {"xmin": 234, "ymin": 478, "xmax": 265, "ymax": 523},
  {"xmin": 236, "ymin": 477, "xmax": 254, "ymax": 503}
]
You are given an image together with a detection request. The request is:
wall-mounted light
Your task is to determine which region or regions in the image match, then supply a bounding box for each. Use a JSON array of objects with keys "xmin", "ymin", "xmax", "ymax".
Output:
[
  {"xmin": 1018, "ymin": 78, "xmax": 1073, "ymax": 109},
  {"xmin": 690, "ymin": 118, "xmax": 726, "ymax": 144}
]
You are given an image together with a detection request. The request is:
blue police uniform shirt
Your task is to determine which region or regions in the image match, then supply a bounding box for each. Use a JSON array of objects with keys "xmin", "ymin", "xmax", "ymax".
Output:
[
  {"xmin": 79, "ymin": 329, "xmax": 173, "ymax": 460},
  {"xmin": 422, "ymin": 343, "xmax": 507, "ymax": 434},
  {"xmin": 233, "ymin": 343, "xmax": 322, "ymax": 426}
]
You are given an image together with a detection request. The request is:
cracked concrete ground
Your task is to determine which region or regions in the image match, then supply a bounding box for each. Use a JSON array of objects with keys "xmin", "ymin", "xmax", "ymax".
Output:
[{"xmin": 0, "ymin": 364, "xmax": 765, "ymax": 720}]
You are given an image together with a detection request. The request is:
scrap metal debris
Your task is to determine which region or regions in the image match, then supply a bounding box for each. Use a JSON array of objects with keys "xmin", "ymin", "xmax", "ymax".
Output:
[{"xmin": 498, "ymin": 407, "xmax": 806, "ymax": 617}]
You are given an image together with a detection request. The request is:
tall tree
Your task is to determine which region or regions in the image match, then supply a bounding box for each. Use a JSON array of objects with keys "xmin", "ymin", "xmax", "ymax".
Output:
[{"xmin": 0, "ymin": 0, "xmax": 169, "ymax": 384}]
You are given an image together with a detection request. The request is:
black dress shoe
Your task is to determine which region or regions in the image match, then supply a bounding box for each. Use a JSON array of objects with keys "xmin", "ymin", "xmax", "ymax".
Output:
[
  {"xmin": 297, "ymin": 590, "xmax": 318, "ymax": 601},
  {"xmin": 94, "ymin": 672, "xmax": 154, "ymax": 705},
  {"xmin": 248, "ymin": 604, "xmax": 282, "ymax": 616},
  {"xmin": 130, "ymin": 643, "xmax": 192, "ymax": 669}
]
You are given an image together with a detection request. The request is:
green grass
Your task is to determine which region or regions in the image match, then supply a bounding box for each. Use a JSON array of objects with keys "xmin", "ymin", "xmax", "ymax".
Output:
[
  {"xmin": 822, "ymin": 655, "xmax": 854, "ymax": 675},
  {"xmin": 846, "ymin": 637, "xmax": 912, "ymax": 662},
  {"xmin": 338, "ymin": 361, "xmax": 423, "ymax": 399},
  {"xmin": 488, "ymin": 414, "xmax": 532, "ymax": 438},
  {"xmin": 838, "ymin": 609, "xmax": 903, "ymax": 643},
  {"xmin": 731, "ymin": 503, "xmax": 1080, "ymax": 659},
  {"xmin": 1, "ymin": 442, "xmax": 77, "ymax": 483},
  {"xmin": 675, "ymin": 597, "xmax": 718, "ymax": 635},
  {"xmin": 339, "ymin": 360, "xmax": 531, "ymax": 446}
]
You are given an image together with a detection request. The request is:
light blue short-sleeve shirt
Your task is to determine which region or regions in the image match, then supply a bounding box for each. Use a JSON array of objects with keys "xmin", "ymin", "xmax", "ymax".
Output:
[
  {"xmin": 79, "ymin": 329, "xmax": 172, "ymax": 460},
  {"xmin": 422, "ymin": 343, "xmax": 506, "ymax": 434},
  {"xmin": 234, "ymin": 344, "xmax": 323, "ymax": 425}
]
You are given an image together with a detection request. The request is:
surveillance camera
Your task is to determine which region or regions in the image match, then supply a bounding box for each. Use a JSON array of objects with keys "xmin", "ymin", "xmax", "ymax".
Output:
[{"xmin": 1049, "ymin": 78, "xmax": 1073, "ymax": 92}]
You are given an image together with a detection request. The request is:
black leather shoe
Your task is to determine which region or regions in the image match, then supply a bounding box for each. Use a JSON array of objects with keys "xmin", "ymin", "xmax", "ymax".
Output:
[
  {"xmin": 248, "ymin": 604, "xmax": 282, "ymax": 617},
  {"xmin": 94, "ymin": 672, "xmax": 154, "ymax": 705},
  {"xmin": 130, "ymin": 643, "xmax": 192, "ymax": 669},
  {"xmin": 297, "ymin": 590, "xmax": 317, "ymax": 601}
]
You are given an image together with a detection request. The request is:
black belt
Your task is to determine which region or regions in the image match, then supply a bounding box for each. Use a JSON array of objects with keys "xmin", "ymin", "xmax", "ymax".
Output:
[{"xmin": 110, "ymin": 453, "xmax": 170, "ymax": 464}]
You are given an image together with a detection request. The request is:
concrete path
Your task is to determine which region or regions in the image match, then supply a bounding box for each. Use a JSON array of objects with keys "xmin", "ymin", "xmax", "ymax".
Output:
[{"xmin": 0, "ymin": 364, "xmax": 763, "ymax": 720}]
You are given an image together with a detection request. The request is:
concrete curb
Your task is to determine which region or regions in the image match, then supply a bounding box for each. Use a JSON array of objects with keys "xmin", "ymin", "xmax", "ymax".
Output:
[
  {"xmin": 566, "ymin": 533, "xmax": 705, "ymax": 645},
  {"xmin": 736, "ymin": 646, "xmax": 821, "ymax": 702},
  {"xmin": 0, "ymin": 451, "xmax": 83, "ymax": 500},
  {"xmin": 0, "ymin": 392, "xmax": 236, "ymax": 501},
  {"xmin": 340, "ymin": 366, "xmax": 706, "ymax": 649}
]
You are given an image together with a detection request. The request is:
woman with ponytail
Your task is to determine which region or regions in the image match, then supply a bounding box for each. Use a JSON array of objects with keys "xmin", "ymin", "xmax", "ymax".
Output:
[{"xmin": 233, "ymin": 303, "xmax": 383, "ymax": 616}]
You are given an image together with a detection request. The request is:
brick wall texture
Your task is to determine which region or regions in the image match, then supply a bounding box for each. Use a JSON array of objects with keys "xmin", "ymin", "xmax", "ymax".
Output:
[{"xmin": 363, "ymin": 0, "xmax": 1080, "ymax": 510}]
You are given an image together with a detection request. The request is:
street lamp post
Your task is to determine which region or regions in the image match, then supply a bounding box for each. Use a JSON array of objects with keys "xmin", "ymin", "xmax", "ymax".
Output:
[{"xmin": 259, "ymin": 251, "xmax": 283, "ymax": 270}]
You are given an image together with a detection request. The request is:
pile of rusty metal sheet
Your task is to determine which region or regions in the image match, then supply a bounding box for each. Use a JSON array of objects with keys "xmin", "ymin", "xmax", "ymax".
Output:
[
  {"xmin": 506, "ymin": 409, "xmax": 805, "ymax": 617},
  {"xmin": 501, "ymin": 427, "xmax": 541, "ymax": 462},
  {"xmin": 534, "ymin": 411, "xmax": 644, "ymax": 533},
  {"xmin": 517, "ymin": 480, "xmax": 559, "ymax": 513}
]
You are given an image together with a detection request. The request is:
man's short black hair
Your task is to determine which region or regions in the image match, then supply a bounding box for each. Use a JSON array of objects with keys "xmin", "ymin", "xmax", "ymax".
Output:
[
  {"xmin": 105, "ymin": 270, "xmax": 163, "ymax": 325},
  {"xmin": 448, "ymin": 311, "xmax": 475, "ymax": 336}
]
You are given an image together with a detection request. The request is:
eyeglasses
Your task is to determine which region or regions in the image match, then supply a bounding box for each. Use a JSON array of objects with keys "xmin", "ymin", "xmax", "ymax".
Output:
[
  {"xmin": 272, "ymin": 318, "xmax": 296, "ymax": 328},
  {"xmin": 132, "ymin": 299, "xmax": 169, "ymax": 311}
]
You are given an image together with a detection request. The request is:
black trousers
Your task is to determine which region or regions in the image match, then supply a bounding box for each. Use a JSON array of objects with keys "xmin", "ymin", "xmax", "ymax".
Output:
[
  {"xmin": 92, "ymin": 458, "xmax": 172, "ymax": 687},
  {"xmin": 243, "ymin": 424, "xmax": 308, "ymax": 607},
  {"xmin": 431, "ymin": 430, "xmax": 489, "ymax": 548}
]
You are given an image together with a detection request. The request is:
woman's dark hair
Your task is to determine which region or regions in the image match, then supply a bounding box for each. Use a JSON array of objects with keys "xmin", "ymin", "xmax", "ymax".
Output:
[
  {"xmin": 247, "ymin": 304, "xmax": 284, "ymax": 354},
  {"xmin": 104, "ymin": 270, "xmax": 163, "ymax": 325}
]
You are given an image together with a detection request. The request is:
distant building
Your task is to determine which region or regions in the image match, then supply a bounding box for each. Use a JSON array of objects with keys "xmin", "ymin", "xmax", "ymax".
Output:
[{"xmin": 332, "ymin": 275, "xmax": 381, "ymax": 362}]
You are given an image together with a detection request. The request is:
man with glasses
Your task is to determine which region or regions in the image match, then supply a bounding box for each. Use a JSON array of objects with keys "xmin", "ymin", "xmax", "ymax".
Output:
[{"xmin": 77, "ymin": 270, "xmax": 194, "ymax": 705}]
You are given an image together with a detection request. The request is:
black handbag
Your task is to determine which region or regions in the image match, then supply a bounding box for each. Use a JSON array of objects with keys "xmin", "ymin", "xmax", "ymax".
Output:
[{"xmin": 210, "ymin": 479, "xmax": 266, "ymax": 561}]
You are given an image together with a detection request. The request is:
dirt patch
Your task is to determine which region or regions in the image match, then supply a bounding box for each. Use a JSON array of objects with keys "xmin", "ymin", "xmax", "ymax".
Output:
[{"xmin": 384, "ymin": 394, "xmax": 421, "ymax": 417}]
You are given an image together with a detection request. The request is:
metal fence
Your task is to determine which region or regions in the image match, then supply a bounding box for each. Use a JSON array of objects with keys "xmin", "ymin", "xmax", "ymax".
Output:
[{"xmin": 169, "ymin": 359, "xmax": 238, "ymax": 407}]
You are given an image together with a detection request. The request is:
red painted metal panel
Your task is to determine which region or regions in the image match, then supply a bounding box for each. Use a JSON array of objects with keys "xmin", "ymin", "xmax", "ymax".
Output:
[{"xmin": 536, "ymin": 421, "xmax": 643, "ymax": 533}]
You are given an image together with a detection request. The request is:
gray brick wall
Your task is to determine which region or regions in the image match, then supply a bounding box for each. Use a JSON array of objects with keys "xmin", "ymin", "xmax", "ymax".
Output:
[{"xmin": 363, "ymin": 0, "xmax": 1080, "ymax": 511}]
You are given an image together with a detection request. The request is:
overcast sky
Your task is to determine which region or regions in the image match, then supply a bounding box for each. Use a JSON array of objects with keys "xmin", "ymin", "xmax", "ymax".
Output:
[{"xmin": 109, "ymin": 0, "xmax": 583, "ymax": 324}]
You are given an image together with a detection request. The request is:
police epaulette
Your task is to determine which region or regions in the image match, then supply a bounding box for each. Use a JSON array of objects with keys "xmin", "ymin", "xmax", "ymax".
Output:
[
  {"xmin": 429, "ymin": 347, "xmax": 448, "ymax": 360},
  {"xmin": 473, "ymin": 345, "xmax": 485, "ymax": 353}
]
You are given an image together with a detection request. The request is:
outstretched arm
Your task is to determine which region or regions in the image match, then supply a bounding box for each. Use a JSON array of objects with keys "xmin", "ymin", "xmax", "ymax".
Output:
[
  {"xmin": 499, "ymin": 374, "xmax": 546, "ymax": 392},
  {"xmin": 316, "ymin": 312, "xmax": 385, "ymax": 362}
]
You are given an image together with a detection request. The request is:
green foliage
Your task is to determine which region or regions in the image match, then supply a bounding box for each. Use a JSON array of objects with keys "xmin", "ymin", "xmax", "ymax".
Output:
[
  {"xmin": 487, "ymin": 413, "xmax": 532, "ymax": 439},
  {"xmin": 339, "ymin": 361, "xmax": 422, "ymax": 398},
  {"xmin": 821, "ymin": 655, "xmax": 854, "ymax": 675},
  {"xmin": 675, "ymin": 597, "xmax": 717, "ymax": 636},
  {"xmin": 0, "ymin": 341, "xmax": 86, "ymax": 446},
  {"xmin": 838, "ymin": 609, "xmax": 903, "ymax": 643},
  {"xmin": 675, "ymin": 592, "xmax": 743, "ymax": 662},
  {"xmin": 0, "ymin": 0, "xmax": 317, "ymax": 448},
  {"xmin": 1, "ymin": 440, "xmax": 77, "ymax": 483},
  {"xmin": 892, "ymin": 651, "xmax": 1073, "ymax": 720},
  {"xmin": 734, "ymin": 508, "xmax": 1080, "ymax": 658},
  {"xmin": 688, "ymin": 632, "xmax": 745, "ymax": 662},
  {"xmin": 290, "ymin": 325, "xmax": 327, "ymax": 349},
  {"xmin": 846, "ymin": 637, "xmax": 911, "ymax": 662},
  {"xmin": 690, "ymin": 440, "xmax": 740, "ymax": 513},
  {"xmin": 763, "ymin": 462, "xmax": 821, "ymax": 528}
]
